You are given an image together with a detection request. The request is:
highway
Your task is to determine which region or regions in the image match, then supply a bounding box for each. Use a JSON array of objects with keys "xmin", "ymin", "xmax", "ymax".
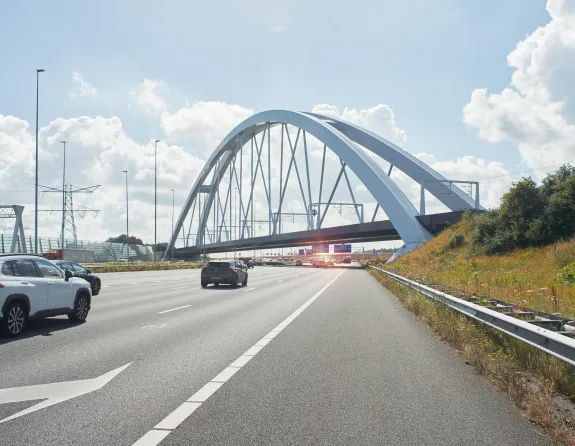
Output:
[{"xmin": 0, "ymin": 266, "xmax": 549, "ymax": 445}]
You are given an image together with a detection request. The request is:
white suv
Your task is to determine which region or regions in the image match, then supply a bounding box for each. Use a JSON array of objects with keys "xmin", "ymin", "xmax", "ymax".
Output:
[{"xmin": 0, "ymin": 254, "xmax": 92, "ymax": 337}]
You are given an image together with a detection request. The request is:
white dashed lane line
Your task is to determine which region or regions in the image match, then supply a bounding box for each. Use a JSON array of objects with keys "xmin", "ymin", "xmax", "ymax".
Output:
[
  {"xmin": 171, "ymin": 286, "xmax": 191, "ymax": 290},
  {"xmin": 243, "ymin": 288, "xmax": 256, "ymax": 292},
  {"xmin": 101, "ymin": 285, "xmax": 111, "ymax": 288},
  {"xmin": 277, "ymin": 280, "xmax": 284, "ymax": 283},
  {"xmin": 157, "ymin": 305, "xmax": 192, "ymax": 315},
  {"xmin": 132, "ymin": 270, "xmax": 345, "ymax": 446}
]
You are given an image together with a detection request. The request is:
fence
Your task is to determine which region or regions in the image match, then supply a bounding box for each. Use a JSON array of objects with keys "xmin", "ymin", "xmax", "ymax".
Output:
[{"xmin": 0, "ymin": 234, "xmax": 154, "ymax": 262}]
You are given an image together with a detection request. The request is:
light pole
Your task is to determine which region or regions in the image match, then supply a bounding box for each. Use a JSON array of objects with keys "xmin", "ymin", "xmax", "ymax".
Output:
[
  {"xmin": 60, "ymin": 140, "xmax": 66, "ymax": 250},
  {"xmin": 154, "ymin": 139, "xmax": 160, "ymax": 259},
  {"xmin": 122, "ymin": 170, "xmax": 129, "ymax": 262},
  {"xmin": 170, "ymin": 188, "xmax": 175, "ymax": 261},
  {"xmin": 34, "ymin": 68, "xmax": 45, "ymax": 254}
]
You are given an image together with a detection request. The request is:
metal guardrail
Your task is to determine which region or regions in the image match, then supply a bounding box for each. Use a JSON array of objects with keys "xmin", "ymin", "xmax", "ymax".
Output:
[{"xmin": 367, "ymin": 265, "xmax": 575, "ymax": 367}]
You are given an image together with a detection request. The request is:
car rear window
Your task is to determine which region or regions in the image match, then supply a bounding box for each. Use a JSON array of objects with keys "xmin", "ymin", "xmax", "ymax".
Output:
[
  {"xmin": 1, "ymin": 261, "xmax": 15, "ymax": 276},
  {"xmin": 206, "ymin": 262, "xmax": 230, "ymax": 268}
]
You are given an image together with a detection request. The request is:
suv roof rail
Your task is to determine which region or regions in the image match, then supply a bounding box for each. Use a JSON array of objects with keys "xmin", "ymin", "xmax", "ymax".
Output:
[{"xmin": 0, "ymin": 253, "xmax": 46, "ymax": 258}]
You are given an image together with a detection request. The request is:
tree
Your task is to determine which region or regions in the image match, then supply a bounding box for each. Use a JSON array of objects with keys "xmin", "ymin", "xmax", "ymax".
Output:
[
  {"xmin": 106, "ymin": 234, "xmax": 144, "ymax": 245},
  {"xmin": 497, "ymin": 178, "xmax": 545, "ymax": 248},
  {"xmin": 154, "ymin": 242, "xmax": 169, "ymax": 252},
  {"xmin": 541, "ymin": 164, "xmax": 575, "ymax": 197}
]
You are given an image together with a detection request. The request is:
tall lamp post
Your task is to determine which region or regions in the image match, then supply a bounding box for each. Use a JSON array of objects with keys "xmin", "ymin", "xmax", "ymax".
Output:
[
  {"xmin": 60, "ymin": 140, "xmax": 66, "ymax": 250},
  {"xmin": 34, "ymin": 68, "xmax": 45, "ymax": 254},
  {"xmin": 170, "ymin": 189, "xmax": 175, "ymax": 261},
  {"xmin": 154, "ymin": 139, "xmax": 160, "ymax": 259},
  {"xmin": 122, "ymin": 170, "xmax": 129, "ymax": 262}
]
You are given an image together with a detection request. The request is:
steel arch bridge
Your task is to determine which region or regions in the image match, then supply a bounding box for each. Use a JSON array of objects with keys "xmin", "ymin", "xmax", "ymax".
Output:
[{"xmin": 164, "ymin": 110, "xmax": 482, "ymax": 262}]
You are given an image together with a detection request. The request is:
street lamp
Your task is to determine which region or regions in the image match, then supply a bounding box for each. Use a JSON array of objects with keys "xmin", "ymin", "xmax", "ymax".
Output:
[
  {"xmin": 34, "ymin": 68, "xmax": 45, "ymax": 254},
  {"xmin": 170, "ymin": 188, "xmax": 175, "ymax": 261},
  {"xmin": 60, "ymin": 140, "xmax": 66, "ymax": 250},
  {"xmin": 122, "ymin": 170, "xmax": 129, "ymax": 262},
  {"xmin": 154, "ymin": 139, "xmax": 160, "ymax": 259}
]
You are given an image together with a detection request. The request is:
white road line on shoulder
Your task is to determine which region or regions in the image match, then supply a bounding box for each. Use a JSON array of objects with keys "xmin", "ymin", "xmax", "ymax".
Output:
[
  {"xmin": 157, "ymin": 305, "xmax": 192, "ymax": 314},
  {"xmin": 244, "ymin": 287, "xmax": 256, "ymax": 292},
  {"xmin": 171, "ymin": 285, "xmax": 191, "ymax": 290},
  {"xmin": 132, "ymin": 269, "xmax": 345, "ymax": 446}
]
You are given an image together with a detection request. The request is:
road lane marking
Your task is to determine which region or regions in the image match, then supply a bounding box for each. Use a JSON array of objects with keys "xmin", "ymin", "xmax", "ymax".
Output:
[
  {"xmin": 130, "ymin": 282, "xmax": 140, "ymax": 285},
  {"xmin": 142, "ymin": 324, "xmax": 168, "ymax": 330},
  {"xmin": 158, "ymin": 305, "xmax": 191, "ymax": 314},
  {"xmin": 133, "ymin": 270, "xmax": 345, "ymax": 446},
  {"xmin": 0, "ymin": 363, "xmax": 132, "ymax": 424},
  {"xmin": 171, "ymin": 285, "xmax": 191, "ymax": 290},
  {"xmin": 244, "ymin": 287, "xmax": 256, "ymax": 292},
  {"xmin": 102, "ymin": 285, "xmax": 111, "ymax": 288},
  {"xmin": 277, "ymin": 280, "xmax": 284, "ymax": 283},
  {"xmin": 153, "ymin": 280, "xmax": 163, "ymax": 283},
  {"xmin": 154, "ymin": 402, "xmax": 201, "ymax": 430}
]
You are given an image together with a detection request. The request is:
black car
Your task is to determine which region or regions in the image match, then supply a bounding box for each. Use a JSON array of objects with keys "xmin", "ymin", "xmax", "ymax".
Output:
[
  {"xmin": 52, "ymin": 260, "xmax": 102, "ymax": 296},
  {"xmin": 201, "ymin": 261, "xmax": 248, "ymax": 288}
]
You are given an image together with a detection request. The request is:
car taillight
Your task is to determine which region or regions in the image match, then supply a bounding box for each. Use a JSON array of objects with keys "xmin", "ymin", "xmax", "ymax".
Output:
[
  {"xmin": 202, "ymin": 267, "xmax": 207, "ymax": 272},
  {"xmin": 222, "ymin": 268, "xmax": 235, "ymax": 272}
]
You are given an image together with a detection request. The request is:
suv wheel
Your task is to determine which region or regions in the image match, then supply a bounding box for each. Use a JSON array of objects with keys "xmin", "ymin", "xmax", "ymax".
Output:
[
  {"xmin": 92, "ymin": 280, "xmax": 101, "ymax": 296},
  {"xmin": 201, "ymin": 280, "xmax": 208, "ymax": 288},
  {"xmin": 232, "ymin": 275, "xmax": 239, "ymax": 288},
  {"xmin": 69, "ymin": 293, "xmax": 90, "ymax": 323},
  {"xmin": 1, "ymin": 301, "xmax": 28, "ymax": 337},
  {"xmin": 242, "ymin": 275, "xmax": 248, "ymax": 287}
]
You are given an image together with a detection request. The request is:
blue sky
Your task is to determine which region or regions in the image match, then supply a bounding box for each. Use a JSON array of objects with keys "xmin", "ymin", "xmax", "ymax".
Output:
[
  {"xmin": 1, "ymin": 0, "xmax": 571, "ymax": 248},
  {"xmin": 1, "ymin": 0, "xmax": 548, "ymax": 164}
]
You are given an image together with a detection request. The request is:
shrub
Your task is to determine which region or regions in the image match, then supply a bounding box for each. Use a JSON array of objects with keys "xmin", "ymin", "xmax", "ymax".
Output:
[
  {"xmin": 558, "ymin": 263, "xmax": 575, "ymax": 284},
  {"xmin": 448, "ymin": 233, "xmax": 465, "ymax": 249}
]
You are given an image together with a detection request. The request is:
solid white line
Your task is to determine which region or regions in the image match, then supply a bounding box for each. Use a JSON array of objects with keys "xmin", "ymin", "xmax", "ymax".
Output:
[
  {"xmin": 131, "ymin": 429, "xmax": 171, "ymax": 446},
  {"xmin": 132, "ymin": 270, "xmax": 344, "ymax": 446},
  {"xmin": 244, "ymin": 287, "xmax": 256, "ymax": 292},
  {"xmin": 188, "ymin": 382, "xmax": 224, "ymax": 403},
  {"xmin": 212, "ymin": 366, "xmax": 240, "ymax": 383},
  {"xmin": 157, "ymin": 305, "xmax": 192, "ymax": 314},
  {"xmin": 154, "ymin": 402, "xmax": 201, "ymax": 430},
  {"xmin": 171, "ymin": 285, "xmax": 190, "ymax": 290}
]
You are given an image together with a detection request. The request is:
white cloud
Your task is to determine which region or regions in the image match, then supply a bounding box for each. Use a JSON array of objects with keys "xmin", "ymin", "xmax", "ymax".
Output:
[
  {"xmin": 312, "ymin": 103, "xmax": 407, "ymax": 146},
  {"xmin": 70, "ymin": 72, "xmax": 97, "ymax": 97},
  {"xmin": 161, "ymin": 101, "xmax": 254, "ymax": 155},
  {"xmin": 132, "ymin": 79, "xmax": 168, "ymax": 116},
  {"xmin": 463, "ymin": 0, "xmax": 575, "ymax": 170}
]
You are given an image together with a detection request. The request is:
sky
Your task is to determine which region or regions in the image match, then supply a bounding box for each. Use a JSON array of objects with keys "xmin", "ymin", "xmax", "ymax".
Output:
[{"xmin": 1, "ymin": 0, "xmax": 574, "ymax": 252}]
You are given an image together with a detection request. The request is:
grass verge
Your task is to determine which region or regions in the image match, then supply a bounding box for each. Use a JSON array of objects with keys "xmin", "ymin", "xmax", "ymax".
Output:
[
  {"xmin": 90, "ymin": 262, "xmax": 203, "ymax": 273},
  {"xmin": 368, "ymin": 268, "xmax": 575, "ymax": 445}
]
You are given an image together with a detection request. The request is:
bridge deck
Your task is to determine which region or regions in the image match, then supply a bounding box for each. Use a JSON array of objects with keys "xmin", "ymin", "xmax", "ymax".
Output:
[{"xmin": 174, "ymin": 211, "xmax": 465, "ymax": 257}]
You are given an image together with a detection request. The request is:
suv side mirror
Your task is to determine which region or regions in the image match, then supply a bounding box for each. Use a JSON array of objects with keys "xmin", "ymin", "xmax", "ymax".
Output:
[
  {"xmin": 86, "ymin": 269, "xmax": 92, "ymax": 274},
  {"xmin": 65, "ymin": 270, "xmax": 73, "ymax": 281}
]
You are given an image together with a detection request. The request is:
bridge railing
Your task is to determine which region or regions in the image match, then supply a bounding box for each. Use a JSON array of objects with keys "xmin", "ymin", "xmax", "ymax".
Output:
[{"xmin": 366, "ymin": 265, "xmax": 575, "ymax": 366}]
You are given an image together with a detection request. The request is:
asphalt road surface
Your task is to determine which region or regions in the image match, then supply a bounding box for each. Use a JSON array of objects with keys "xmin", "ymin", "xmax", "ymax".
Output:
[{"xmin": 0, "ymin": 266, "xmax": 549, "ymax": 445}]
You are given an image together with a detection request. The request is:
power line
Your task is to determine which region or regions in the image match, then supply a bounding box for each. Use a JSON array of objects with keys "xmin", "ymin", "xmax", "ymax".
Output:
[{"xmin": 472, "ymin": 160, "xmax": 575, "ymax": 183}]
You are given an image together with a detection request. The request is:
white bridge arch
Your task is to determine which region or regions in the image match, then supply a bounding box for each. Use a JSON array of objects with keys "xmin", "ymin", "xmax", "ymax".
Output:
[{"xmin": 164, "ymin": 110, "xmax": 481, "ymax": 261}]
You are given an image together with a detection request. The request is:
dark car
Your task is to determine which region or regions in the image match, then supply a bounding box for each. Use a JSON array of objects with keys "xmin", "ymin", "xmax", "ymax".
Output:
[
  {"xmin": 201, "ymin": 261, "xmax": 248, "ymax": 288},
  {"xmin": 52, "ymin": 260, "xmax": 102, "ymax": 296}
]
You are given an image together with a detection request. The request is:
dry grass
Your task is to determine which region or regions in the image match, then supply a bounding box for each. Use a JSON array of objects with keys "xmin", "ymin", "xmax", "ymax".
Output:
[
  {"xmin": 378, "ymin": 214, "xmax": 575, "ymax": 317},
  {"xmin": 90, "ymin": 262, "xmax": 203, "ymax": 273},
  {"xmin": 369, "ymin": 271, "xmax": 575, "ymax": 444}
]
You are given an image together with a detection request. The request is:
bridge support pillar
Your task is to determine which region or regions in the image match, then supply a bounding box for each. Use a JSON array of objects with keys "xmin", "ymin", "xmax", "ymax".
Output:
[{"xmin": 386, "ymin": 242, "xmax": 425, "ymax": 264}]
